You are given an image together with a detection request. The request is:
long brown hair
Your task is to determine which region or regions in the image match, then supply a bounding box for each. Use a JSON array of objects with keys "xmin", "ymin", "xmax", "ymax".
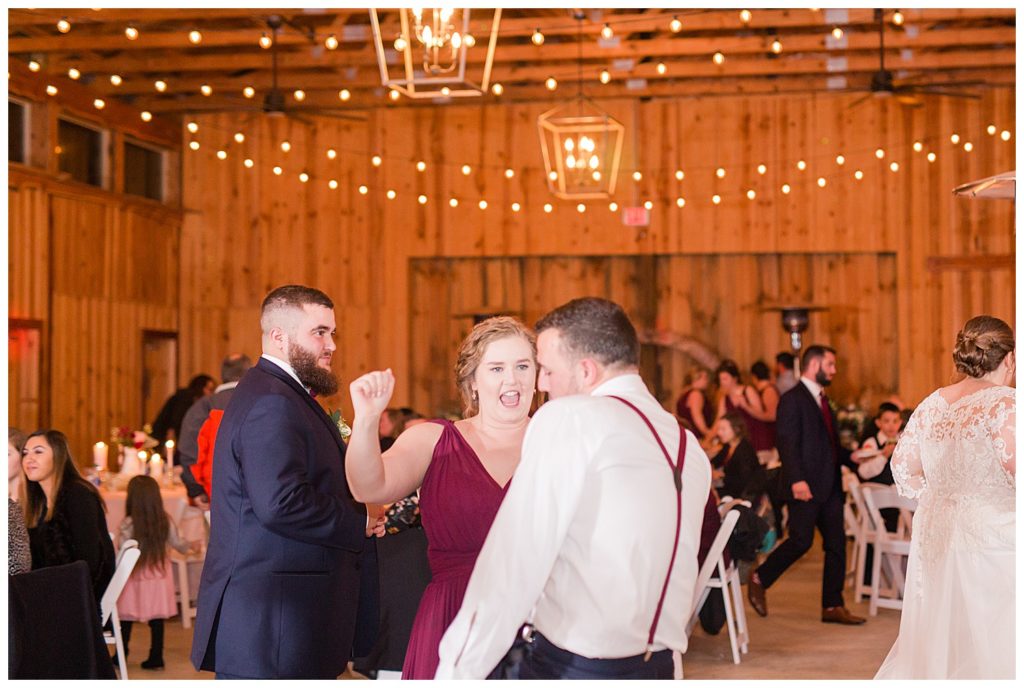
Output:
[
  {"xmin": 125, "ymin": 475, "xmax": 171, "ymax": 571},
  {"xmin": 22, "ymin": 430, "xmax": 104, "ymax": 528}
]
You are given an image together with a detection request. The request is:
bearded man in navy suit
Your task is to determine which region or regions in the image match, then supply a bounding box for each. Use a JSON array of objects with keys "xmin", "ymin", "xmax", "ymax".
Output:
[{"xmin": 191, "ymin": 285, "xmax": 384, "ymax": 679}]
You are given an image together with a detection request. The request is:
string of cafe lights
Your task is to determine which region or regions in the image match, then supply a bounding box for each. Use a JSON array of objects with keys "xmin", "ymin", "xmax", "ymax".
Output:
[{"xmin": 180, "ymin": 117, "xmax": 1013, "ymax": 212}]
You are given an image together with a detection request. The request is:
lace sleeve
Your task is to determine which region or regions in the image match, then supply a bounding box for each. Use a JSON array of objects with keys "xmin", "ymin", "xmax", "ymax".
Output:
[
  {"xmin": 891, "ymin": 402, "xmax": 928, "ymax": 499},
  {"xmin": 990, "ymin": 390, "xmax": 1016, "ymax": 482}
]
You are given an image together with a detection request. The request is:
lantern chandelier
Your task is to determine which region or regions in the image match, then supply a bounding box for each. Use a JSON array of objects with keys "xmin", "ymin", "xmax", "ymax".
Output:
[
  {"xmin": 369, "ymin": 8, "xmax": 501, "ymax": 99},
  {"xmin": 537, "ymin": 13, "xmax": 625, "ymax": 199}
]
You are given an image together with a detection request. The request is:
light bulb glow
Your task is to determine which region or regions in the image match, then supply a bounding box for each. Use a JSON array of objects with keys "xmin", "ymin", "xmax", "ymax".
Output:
[
  {"xmin": 632, "ymin": 171, "xmax": 642, "ymax": 182},
  {"xmin": 892, "ymin": 10, "xmax": 904, "ymax": 25},
  {"xmin": 299, "ymin": 172, "xmax": 309, "ymax": 183},
  {"xmin": 599, "ymin": 70, "xmax": 611, "ymax": 84},
  {"xmin": 93, "ymin": 98, "xmax": 105, "ymax": 110},
  {"xmin": 68, "ymin": 68, "xmax": 81, "ymax": 80},
  {"xmin": 670, "ymin": 17, "xmax": 682, "ymax": 33},
  {"xmin": 281, "ymin": 141, "xmax": 291, "ymax": 152},
  {"xmin": 713, "ymin": 51, "xmax": 725, "ymax": 65},
  {"xmin": 491, "ymin": 82, "xmax": 503, "ymax": 96},
  {"xmin": 656, "ymin": 62, "xmax": 667, "ymax": 75},
  {"xmin": 1000, "ymin": 130, "xmax": 1011, "ymax": 141},
  {"xmin": 462, "ymin": 164, "xmax": 471, "ymax": 175},
  {"xmin": 796, "ymin": 160, "xmax": 806, "ymax": 170},
  {"xmin": 532, "ymin": 29, "xmax": 544, "ymax": 45},
  {"xmin": 889, "ymin": 162, "xmax": 899, "ymax": 172},
  {"xmin": 711, "ymin": 195, "xmax": 721, "ymax": 205},
  {"xmin": 854, "ymin": 169, "xmax": 864, "ymax": 180},
  {"xmin": 949, "ymin": 133, "xmax": 960, "ymax": 144},
  {"xmin": 110, "ymin": 74, "xmax": 123, "ymax": 86},
  {"xmin": 577, "ymin": 203, "xmax": 586, "ymax": 213},
  {"xmin": 781, "ymin": 183, "xmax": 791, "ymax": 194},
  {"xmin": 57, "ymin": 18, "xmax": 71, "ymax": 33},
  {"xmin": 601, "ymin": 24, "xmax": 613, "ymax": 40},
  {"xmin": 386, "ymin": 189, "xmax": 396, "ymax": 199},
  {"xmin": 418, "ymin": 194, "xmax": 428, "ymax": 205},
  {"xmin": 609, "ymin": 202, "xmax": 619, "ymax": 212},
  {"xmin": 187, "ymin": 122, "xmax": 199, "ymax": 134},
  {"xmin": 272, "ymin": 165, "xmax": 282, "ymax": 175},
  {"xmin": 416, "ymin": 161, "xmax": 426, "ymax": 172},
  {"xmin": 963, "ymin": 142, "xmax": 973, "ymax": 152},
  {"xmin": 548, "ymin": 171, "xmax": 558, "ymax": 181},
  {"xmin": 155, "ymin": 79, "xmax": 167, "ymax": 92},
  {"xmin": 478, "ymin": 200, "xmax": 488, "ymax": 210},
  {"xmin": 676, "ymin": 197, "xmax": 685, "ymax": 208},
  {"xmin": 986, "ymin": 124, "xmax": 996, "ymax": 135},
  {"xmin": 545, "ymin": 77, "xmax": 557, "ymax": 91},
  {"xmin": 832, "ymin": 27, "xmax": 844, "ymax": 39},
  {"xmin": 189, "ymin": 30, "xmax": 202, "ymax": 44},
  {"xmin": 511, "ymin": 202, "xmax": 521, "ymax": 212},
  {"xmin": 46, "ymin": 85, "xmax": 59, "ymax": 96},
  {"xmin": 339, "ymin": 89, "xmax": 351, "ymax": 101},
  {"xmin": 817, "ymin": 176, "xmax": 827, "ymax": 187},
  {"xmin": 746, "ymin": 189, "xmax": 756, "ymax": 200},
  {"xmin": 243, "ymin": 86, "xmax": 255, "ymax": 98},
  {"xmin": 189, "ymin": 141, "xmax": 200, "ymax": 151},
  {"xmin": 771, "ymin": 39, "xmax": 783, "ymax": 54},
  {"xmin": 125, "ymin": 26, "xmax": 139, "ymax": 40},
  {"xmin": 389, "ymin": 89, "xmax": 400, "ymax": 101},
  {"xmin": 740, "ymin": 10, "xmax": 752, "ymax": 23},
  {"xmin": 28, "ymin": 60, "xmax": 41, "ymax": 72},
  {"xmin": 543, "ymin": 203, "xmax": 553, "ymax": 213},
  {"xmin": 927, "ymin": 152, "xmax": 936, "ymax": 162},
  {"xmin": 329, "ymin": 179, "xmax": 338, "ymax": 189},
  {"xmin": 294, "ymin": 89, "xmax": 305, "ymax": 101},
  {"xmin": 644, "ymin": 200, "xmax": 654, "ymax": 210},
  {"xmin": 440, "ymin": 87, "xmax": 451, "ymax": 96},
  {"xmin": 757, "ymin": 164, "xmax": 767, "ymax": 175},
  {"xmin": 244, "ymin": 158, "xmax": 254, "ymax": 168},
  {"xmin": 675, "ymin": 170, "xmax": 685, "ymax": 180},
  {"xmin": 359, "ymin": 185, "xmax": 369, "ymax": 194},
  {"xmin": 913, "ymin": 141, "xmax": 923, "ymax": 152},
  {"xmin": 875, "ymin": 148, "xmax": 885, "ymax": 159},
  {"xmin": 716, "ymin": 167, "xmax": 726, "ymax": 178},
  {"xmin": 325, "ymin": 34, "xmax": 339, "ymax": 50},
  {"xmin": 449, "ymin": 198, "xmax": 458, "ymax": 207},
  {"xmin": 201, "ymin": 84, "xmax": 212, "ymax": 96},
  {"xmin": 216, "ymin": 150, "xmax": 227, "ymax": 160},
  {"xmin": 259, "ymin": 33, "xmax": 272, "ymax": 49},
  {"xmin": 835, "ymin": 155, "xmax": 845, "ymax": 165},
  {"xmin": 504, "ymin": 168, "xmax": 514, "ymax": 179},
  {"xmin": 234, "ymin": 132, "xmax": 245, "ymax": 143},
  {"xmin": 372, "ymin": 155, "xmax": 383, "ymax": 167}
]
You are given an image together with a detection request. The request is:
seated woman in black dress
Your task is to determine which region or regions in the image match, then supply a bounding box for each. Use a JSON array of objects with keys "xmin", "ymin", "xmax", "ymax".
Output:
[
  {"xmin": 21, "ymin": 430, "xmax": 115, "ymax": 605},
  {"xmin": 711, "ymin": 413, "xmax": 768, "ymax": 504}
]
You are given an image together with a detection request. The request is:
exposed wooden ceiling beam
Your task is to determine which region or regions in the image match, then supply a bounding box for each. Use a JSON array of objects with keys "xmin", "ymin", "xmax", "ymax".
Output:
[{"xmin": 7, "ymin": 8, "xmax": 353, "ymax": 27}]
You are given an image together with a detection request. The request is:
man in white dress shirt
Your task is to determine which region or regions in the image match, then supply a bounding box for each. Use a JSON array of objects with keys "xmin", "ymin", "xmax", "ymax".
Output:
[{"xmin": 435, "ymin": 297, "xmax": 712, "ymax": 679}]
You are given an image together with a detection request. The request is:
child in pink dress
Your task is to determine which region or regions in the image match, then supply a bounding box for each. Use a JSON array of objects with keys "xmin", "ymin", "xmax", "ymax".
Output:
[{"xmin": 116, "ymin": 475, "xmax": 193, "ymax": 670}]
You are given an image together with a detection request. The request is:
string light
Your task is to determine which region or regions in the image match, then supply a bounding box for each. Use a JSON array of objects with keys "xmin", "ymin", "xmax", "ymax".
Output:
[
  {"xmin": 656, "ymin": 62, "xmax": 667, "ymax": 75},
  {"xmin": 986, "ymin": 124, "xmax": 996, "ymax": 135},
  {"xmin": 676, "ymin": 197, "xmax": 686, "ymax": 208},
  {"xmin": 187, "ymin": 122, "xmax": 199, "ymax": 133},
  {"xmin": 386, "ymin": 189, "xmax": 397, "ymax": 199},
  {"xmin": 244, "ymin": 158, "xmax": 254, "ymax": 168},
  {"xmin": 781, "ymin": 183, "xmax": 791, "ymax": 194},
  {"xmin": 892, "ymin": 10, "xmax": 904, "ymax": 26},
  {"xmin": 746, "ymin": 189, "xmax": 756, "ymax": 200},
  {"xmin": 93, "ymin": 98, "xmax": 105, "ymax": 110},
  {"xmin": 372, "ymin": 155, "xmax": 382, "ymax": 166},
  {"xmin": 817, "ymin": 176, "xmax": 827, "ymax": 187},
  {"xmin": 949, "ymin": 133, "xmax": 960, "ymax": 144},
  {"xmin": 545, "ymin": 77, "xmax": 557, "ymax": 91},
  {"xmin": 715, "ymin": 167, "xmax": 726, "ymax": 178},
  {"xmin": 234, "ymin": 132, "xmax": 245, "ymax": 143},
  {"xmin": 201, "ymin": 84, "xmax": 213, "ymax": 96},
  {"xmin": 609, "ymin": 202, "xmax": 619, "ymax": 212},
  {"xmin": 394, "ymin": 36, "xmax": 408, "ymax": 51},
  {"xmin": 140, "ymin": 111, "xmax": 153, "ymax": 123},
  {"xmin": 389, "ymin": 89, "xmax": 401, "ymax": 101},
  {"xmin": 1000, "ymin": 130, "xmax": 1011, "ymax": 141},
  {"xmin": 644, "ymin": 200, "xmax": 654, "ymax": 210},
  {"xmin": 599, "ymin": 70, "xmax": 611, "ymax": 84},
  {"xmin": 771, "ymin": 38, "xmax": 783, "ymax": 54},
  {"xmin": 670, "ymin": 16, "xmax": 682, "ymax": 33},
  {"xmin": 875, "ymin": 148, "xmax": 885, "ymax": 159},
  {"xmin": 854, "ymin": 169, "xmax": 864, "ymax": 180},
  {"xmin": 440, "ymin": 87, "xmax": 451, "ymax": 96},
  {"xmin": 478, "ymin": 200, "xmax": 488, "ymax": 210},
  {"xmin": 325, "ymin": 34, "xmax": 339, "ymax": 50},
  {"xmin": 831, "ymin": 27, "xmax": 844, "ymax": 40},
  {"xmin": 321, "ymin": 148, "xmax": 334, "ymax": 159},
  {"xmin": 504, "ymin": 168, "xmax": 515, "ymax": 179},
  {"xmin": 464, "ymin": 35, "xmax": 476, "ymax": 48},
  {"xmin": 633, "ymin": 171, "xmax": 642, "ymax": 181},
  {"xmin": 711, "ymin": 195, "xmax": 721, "ymax": 205},
  {"xmin": 511, "ymin": 202, "xmax": 521, "ymax": 212},
  {"xmin": 963, "ymin": 142, "xmax": 973, "ymax": 152},
  {"xmin": 272, "ymin": 165, "xmax": 282, "ymax": 175},
  {"xmin": 601, "ymin": 24, "xmax": 613, "ymax": 40},
  {"xmin": 712, "ymin": 51, "xmax": 725, "ymax": 65},
  {"xmin": 576, "ymin": 203, "xmax": 586, "ymax": 213},
  {"xmin": 418, "ymin": 194, "xmax": 430, "ymax": 204},
  {"xmin": 835, "ymin": 155, "xmax": 845, "ymax": 165},
  {"xmin": 592, "ymin": 171, "xmax": 602, "ymax": 181},
  {"xmin": 294, "ymin": 89, "xmax": 305, "ymax": 101},
  {"xmin": 462, "ymin": 164, "xmax": 472, "ymax": 175},
  {"xmin": 57, "ymin": 18, "xmax": 71, "ymax": 33},
  {"xmin": 190, "ymin": 141, "xmax": 201, "ymax": 151},
  {"xmin": 68, "ymin": 68, "xmax": 81, "ymax": 80},
  {"xmin": 675, "ymin": 170, "xmax": 685, "ymax": 180},
  {"xmin": 740, "ymin": 10, "xmax": 752, "ymax": 23},
  {"xmin": 189, "ymin": 30, "xmax": 202, "ymax": 44},
  {"xmin": 889, "ymin": 162, "xmax": 899, "ymax": 172},
  {"xmin": 491, "ymin": 83, "xmax": 503, "ymax": 96},
  {"xmin": 927, "ymin": 152, "xmax": 936, "ymax": 162},
  {"xmin": 259, "ymin": 33, "xmax": 272, "ymax": 49},
  {"xmin": 28, "ymin": 60, "xmax": 41, "ymax": 72},
  {"xmin": 329, "ymin": 179, "xmax": 339, "ymax": 189},
  {"xmin": 125, "ymin": 26, "xmax": 139, "ymax": 40},
  {"xmin": 299, "ymin": 172, "xmax": 309, "ymax": 183},
  {"xmin": 46, "ymin": 85, "xmax": 58, "ymax": 96},
  {"xmin": 110, "ymin": 74, "xmax": 123, "ymax": 86},
  {"xmin": 796, "ymin": 160, "xmax": 806, "ymax": 170},
  {"xmin": 359, "ymin": 185, "xmax": 369, "ymax": 194},
  {"xmin": 216, "ymin": 150, "xmax": 227, "ymax": 160},
  {"xmin": 913, "ymin": 141, "xmax": 923, "ymax": 152},
  {"xmin": 449, "ymin": 198, "xmax": 459, "ymax": 207},
  {"xmin": 155, "ymin": 79, "xmax": 167, "ymax": 92},
  {"xmin": 281, "ymin": 140, "xmax": 291, "ymax": 152},
  {"xmin": 339, "ymin": 89, "xmax": 351, "ymax": 101},
  {"xmin": 416, "ymin": 161, "xmax": 427, "ymax": 172},
  {"xmin": 532, "ymin": 28, "xmax": 544, "ymax": 45}
]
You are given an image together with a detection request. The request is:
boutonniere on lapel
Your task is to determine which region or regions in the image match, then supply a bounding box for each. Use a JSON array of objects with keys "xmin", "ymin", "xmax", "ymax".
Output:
[{"xmin": 328, "ymin": 409, "xmax": 352, "ymax": 443}]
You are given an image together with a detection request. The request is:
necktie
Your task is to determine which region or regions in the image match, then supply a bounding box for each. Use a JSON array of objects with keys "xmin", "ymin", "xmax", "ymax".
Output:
[{"xmin": 820, "ymin": 391, "xmax": 838, "ymax": 456}]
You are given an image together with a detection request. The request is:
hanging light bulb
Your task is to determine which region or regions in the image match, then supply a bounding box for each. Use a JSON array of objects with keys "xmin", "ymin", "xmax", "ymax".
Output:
[
  {"xmin": 140, "ymin": 110, "xmax": 152, "ymax": 122},
  {"xmin": 386, "ymin": 189, "xmax": 397, "ymax": 200},
  {"xmin": 545, "ymin": 76, "xmax": 557, "ymax": 91},
  {"xmin": 491, "ymin": 82, "xmax": 503, "ymax": 95},
  {"xmin": 740, "ymin": 9, "xmax": 752, "ymax": 23},
  {"xmin": 656, "ymin": 62, "xmax": 667, "ymax": 75},
  {"xmin": 599, "ymin": 69, "xmax": 611, "ymax": 84},
  {"xmin": 189, "ymin": 29, "xmax": 202, "ymax": 44},
  {"xmin": 986, "ymin": 124, "xmax": 997, "ymax": 136},
  {"xmin": 576, "ymin": 203, "xmax": 586, "ymax": 213},
  {"xmin": 675, "ymin": 170, "xmax": 685, "ymax": 181},
  {"xmin": 190, "ymin": 141, "xmax": 201, "ymax": 151},
  {"xmin": 889, "ymin": 162, "xmax": 899, "ymax": 172},
  {"xmin": 440, "ymin": 86, "xmax": 451, "ymax": 96},
  {"xmin": 913, "ymin": 141, "xmax": 923, "ymax": 152},
  {"xmin": 835, "ymin": 155, "xmax": 845, "ymax": 165},
  {"xmin": 673, "ymin": 197, "xmax": 684, "ymax": 208},
  {"xmin": 294, "ymin": 89, "xmax": 305, "ymax": 101},
  {"xmin": 713, "ymin": 51, "xmax": 725, "ymax": 65},
  {"xmin": 57, "ymin": 18, "xmax": 71, "ymax": 33},
  {"xmin": 372, "ymin": 155, "xmax": 383, "ymax": 166},
  {"xmin": 746, "ymin": 189, "xmax": 756, "ymax": 200},
  {"xmin": 394, "ymin": 36, "xmax": 408, "ymax": 52},
  {"xmin": 796, "ymin": 160, "xmax": 807, "ymax": 170},
  {"xmin": 389, "ymin": 89, "xmax": 401, "ymax": 101},
  {"xmin": 504, "ymin": 168, "xmax": 515, "ymax": 179},
  {"xmin": 154, "ymin": 79, "xmax": 167, "ymax": 92},
  {"xmin": 259, "ymin": 33, "xmax": 272, "ymax": 49},
  {"xmin": 234, "ymin": 132, "xmax": 245, "ymax": 143},
  {"xmin": 832, "ymin": 27, "xmax": 844, "ymax": 40},
  {"xmin": 875, "ymin": 147, "xmax": 885, "ymax": 159},
  {"xmin": 532, "ymin": 28, "xmax": 545, "ymax": 45},
  {"xmin": 125, "ymin": 25, "xmax": 139, "ymax": 40},
  {"xmin": 243, "ymin": 86, "xmax": 255, "ymax": 98},
  {"xmin": 544, "ymin": 203, "xmax": 553, "ymax": 213},
  {"xmin": 281, "ymin": 141, "xmax": 291, "ymax": 152},
  {"xmin": 464, "ymin": 34, "xmax": 475, "ymax": 47},
  {"xmin": 416, "ymin": 161, "xmax": 427, "ymax": 172},
  {"xmin": 601, "ymin": 24, "xmax": 613, "ymax": 40},
  {"xmin": 244, "ymin": 158, "xmax": 254, "ymax": 168},
  {"xmin": 1000, "ymin": 130, "xmax": 1012, "ymax": 141},
  {"xmin": 46, "ymin": 85, "xmax": 59, "ymax": 96},
  {"xmin": 187, "ymin": 122, "xmax": 199, "ymax": 134},
  {"xmin": 892, "ymin": 10, "xmax": 904, "ymax": 26},
  {"xmin": 478, "ymin": 200, "xmax": 488, "ymax": 210},
  {"xmin": 771, "ymin": 38, "xmax": 783, "ymax": 54},
  {"xmin": 927, "ymin": 152, "xmax": 936, "ymax": 162},
  {"xmin": 670, "ymin": 16, "xmax": 682, "ymax": 33},
  {"xmin": 949, "ymin": 133, "xmax": 960, "ymax": 144},
  {"xmin": 325, "ymin": 34, "xmax": 339, "ymax": 50},
  {"xmin": 339, "ymin": 89, "xmax": 351, "ymax": 101},
  {"xmin": 359, "ymin": 185, "xmax": 369, "ymax": 194},
  {"xmin": 644, "ymin": 200, "xmax": 654, "ymax": 210},
  {"xmin": 711, "ymin": 195, "xmax": 721, "ymax": 206},
  {"xmin": 93, "ymin": 98, "xmax": 105, "ymax": 110},
  {"xmin": 329, "ymin": 179, "xmax": 339, "ymax": 189},
  {"xmin": 716, "ymin": 167, "xmax": 726, "ymax": 179},
  {"xmin": 67, "ymin": 67, "xmax": 81, "ymax": 80},
  {"xmin": 632, "ymin": 171, "xmax": 642, "ymax": 181},
  {"xmin": 107, "ymin": 74, "xmax": 123, "ymax": 86},
  {"xmin": 511, "ymin": 202, "xmax": 521, "ymax": 212},
  {"xmin": 28, "ymin": 60, "xmax": 41, "ymax": 72},
  {"xmin": 963, "ymin": 142, "xmax": 973, "ymax": 152},
  {"xmin": 462, "ymin": 164, "xmax": 472, "ymax": 175},
  {"xmin": 548, "ymin": 171, "xmax": 558, "ymax": 181},
  {"xmin": 201, "ymin": 84, "xmax": 212, "ymax": 96},
  {"xmin": 854, "ymin": 169, "xmax": 864, "ymax": 180},
  {"xmin": 781, "ymin": 183, "xmax": 791, "ymax": 194},
  {"xmin": 216, "ymin": 150, "xmax": 227, "ymax": 160},
  {"xmin": 609, "ymin": 202, "xmax": 619, "ymax": 212},
  {"xmin": 757, "ymin": 164, "xmax": 767, "ymax": 175},
  {"xmin": 418, "ymin": 194, "xmax": 428, "ymax": 205},
  {"xmin": 817, "ymin": 176, "xmax": 827, "ymax": 187},
  {"xmin": 326, "ymin": 148, "xmax": 336, "ymax": 159},
  {"xmin": 449, "ymin": 198, "xmax": 459, "ymax": 207}
]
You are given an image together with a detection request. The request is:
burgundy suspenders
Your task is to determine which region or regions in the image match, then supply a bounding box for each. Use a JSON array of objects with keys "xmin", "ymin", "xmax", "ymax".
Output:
[{"xmin": 607, "ymin": 395, "xmax": 687, "ymax": 661}]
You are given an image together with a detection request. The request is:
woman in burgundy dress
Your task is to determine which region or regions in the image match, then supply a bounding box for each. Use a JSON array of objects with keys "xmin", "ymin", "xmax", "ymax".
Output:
[
  {"xmin": 345, "ymin": 317, "xmax": 537, "ymax": 679},
  {"xmin": 675, "ymin": 367, "xmax": 714, "ymax": 439},
  {"xmin": 714, "ymin": 359, "xmax": 768, "ymax": 444}
]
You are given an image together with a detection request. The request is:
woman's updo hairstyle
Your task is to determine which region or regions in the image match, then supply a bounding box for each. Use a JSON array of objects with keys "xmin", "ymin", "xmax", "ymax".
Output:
[{"xmin": 953, "ymin": 315, "xmax": 1015, "ymax": 378}]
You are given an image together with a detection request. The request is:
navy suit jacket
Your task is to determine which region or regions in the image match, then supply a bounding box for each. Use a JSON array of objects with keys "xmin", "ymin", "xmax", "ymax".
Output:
[
  {"xmin": 190, "ymin": 357, "xmax": 378, "ymax": 678},
  {"xmin": 776, "ymin": 381, "xmax": 854, "ymax": 503}
]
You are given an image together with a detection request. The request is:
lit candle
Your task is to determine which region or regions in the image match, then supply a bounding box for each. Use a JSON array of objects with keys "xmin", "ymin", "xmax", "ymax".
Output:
[
  {"xmin": 151, "ymin": 456, "xmax": 164, "ymax": 479},
  {"xmin": 93, "ymin": 442, "xmax": 108, "ymax": 469},
  {"xmin": 165, "ymin": 440, "xmax": 175, "ymax": 470}
]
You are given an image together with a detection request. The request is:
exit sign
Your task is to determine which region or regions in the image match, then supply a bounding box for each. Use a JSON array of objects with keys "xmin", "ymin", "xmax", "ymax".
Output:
[{"xmin": 622, "ymin": 206, "xmax": 650, "ymax": 226}]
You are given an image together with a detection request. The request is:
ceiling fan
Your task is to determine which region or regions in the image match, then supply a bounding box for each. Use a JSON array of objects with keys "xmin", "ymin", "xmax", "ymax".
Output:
[
  {"xmin": 848, "ymin": 9, "xmax": 982, "ymax": 108},
  {"xmin": 180, "ymin": 15, "xmax": 366, "ymax": 123}
]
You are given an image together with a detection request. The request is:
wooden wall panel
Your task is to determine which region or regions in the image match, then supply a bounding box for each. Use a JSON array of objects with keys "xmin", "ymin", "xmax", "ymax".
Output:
[{"xmin": 8, "ymin": 182, "xmax": 50, "ymax": 320}]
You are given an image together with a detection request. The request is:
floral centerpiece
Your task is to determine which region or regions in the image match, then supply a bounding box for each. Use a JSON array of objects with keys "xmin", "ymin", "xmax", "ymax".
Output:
[{"xmin": 109, "ymin": 425, "xmax": 159, "ymax": 487}]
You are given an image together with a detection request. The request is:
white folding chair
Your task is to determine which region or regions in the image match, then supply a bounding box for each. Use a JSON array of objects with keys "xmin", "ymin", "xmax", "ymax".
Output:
[
  {"xmin": 683, "ymin": 509, "xmax": 745, "ymax": 664},
  {"xmin": 862, "ymin": 486, "xmax": 917, "ymax": 615},
  {"xmin": 849, "ymin": 481, "xmax": 881, "ymax": 602},
  {"xmin": 171, "ymin": 506, "xmax": 208, "ymax": 628},
  {"xmin": 101, "ymin": 539, "xmax": 141, "ymax": 680}
]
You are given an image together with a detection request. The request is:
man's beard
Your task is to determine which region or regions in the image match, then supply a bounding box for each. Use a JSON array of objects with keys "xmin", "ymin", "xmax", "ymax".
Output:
[
  {"xmin": 815, "ymin": 369, "xmax": 832, "ymax": 387},
  {"xmin": 288, "ymin": 342, "xmax": 339, "ymax": 397}
]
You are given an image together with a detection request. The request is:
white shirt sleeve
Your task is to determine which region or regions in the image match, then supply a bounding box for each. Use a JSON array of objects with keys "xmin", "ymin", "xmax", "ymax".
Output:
[{"xmin": 434, "ymin": 400, "xmax": 590, "ymax": 679}]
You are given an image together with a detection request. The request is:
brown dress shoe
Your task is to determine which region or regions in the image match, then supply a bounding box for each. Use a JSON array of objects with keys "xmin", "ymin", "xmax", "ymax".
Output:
[
  {"xmin": 747, "ymin": 574, "xmax": 768, "ymax": 617},
  {"xmin": 821, "ymin": 606, "xmax": 866, "ymax": 625}
]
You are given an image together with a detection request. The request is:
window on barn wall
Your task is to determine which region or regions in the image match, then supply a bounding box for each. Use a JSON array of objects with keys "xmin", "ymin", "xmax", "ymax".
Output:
[
  {"xmin": 9, "ymin": 98, "xmax": 28, "ymax": 164},
  {"xmin": 57, "ymin": 117, "xmax": 107, "ymax": 188},
  {"xmin": 124, "ymin": 139, "xmax": 165, "ymax": 202}
]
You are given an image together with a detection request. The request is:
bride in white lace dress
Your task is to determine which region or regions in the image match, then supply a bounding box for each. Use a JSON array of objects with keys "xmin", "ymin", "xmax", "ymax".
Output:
[{"xmin": 876, "ymin": 316, "xmax": 1015, "ymax": 680}]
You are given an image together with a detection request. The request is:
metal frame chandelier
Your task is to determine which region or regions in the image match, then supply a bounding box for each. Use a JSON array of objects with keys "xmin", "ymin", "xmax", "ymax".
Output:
[
  {"xmin": 369, "ymin": 8, "xmax": 501, "ymax": 99},
  {"xmin": 537, "ymin": 15, "xmax": 624, "ymax": 199}
]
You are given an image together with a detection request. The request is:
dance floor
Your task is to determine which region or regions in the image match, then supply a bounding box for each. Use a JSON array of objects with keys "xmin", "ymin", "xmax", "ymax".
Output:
[{"xmin": 151, "ymin": 533, "xmax": 899, "ymax": 680}]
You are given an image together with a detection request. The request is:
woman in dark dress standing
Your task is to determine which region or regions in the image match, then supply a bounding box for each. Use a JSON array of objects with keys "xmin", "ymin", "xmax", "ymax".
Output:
[
  {"xmin": 676, "ymin": 367, "xmax": 715, "ymax": 440},
  {"xmin": 345, "ymin": 317, "xmax": 537, "ymax": 679}
]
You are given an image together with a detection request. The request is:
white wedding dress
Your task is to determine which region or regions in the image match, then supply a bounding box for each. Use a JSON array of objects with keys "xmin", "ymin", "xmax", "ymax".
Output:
[{"xmin": 875, "ymin": 385, "xmax": 1015, "ymax": 680}]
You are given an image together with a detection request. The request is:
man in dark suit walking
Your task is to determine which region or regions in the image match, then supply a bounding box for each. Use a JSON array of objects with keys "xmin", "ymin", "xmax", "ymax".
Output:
[
  {"xmin": 747, "ymin": 345, "xmax": 865, "ymax": 625},
  {"xmin": 191, "ymin": 285, "xmax": 384, "ymax": 679}
]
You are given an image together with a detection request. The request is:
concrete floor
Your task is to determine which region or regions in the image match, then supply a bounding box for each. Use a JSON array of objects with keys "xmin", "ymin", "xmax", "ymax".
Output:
[{"xmin": 142, "ymin": 536, "xmax": 900, "ymax": 680}]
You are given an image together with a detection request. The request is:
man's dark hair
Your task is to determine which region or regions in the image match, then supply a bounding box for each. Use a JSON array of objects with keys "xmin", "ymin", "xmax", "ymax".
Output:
[
  {"xmin": 750, "ymin": 360, "xmax": 771, "ymax": 382},
  {"xmin": 535, "ymin": 297, "xmax": 639, "ymax": 367},
  {"xmin": 801, "ymin": 344, "xmax": 836, "ymax": 370},
  {"xmin": 221, "ymin": 353, "xmax": 253, "ymax": 383},
  {"xmin": 775, "ymin": 352, "xmax": 795, "ymax": 370},
  {"xmin": 877, "ymin": 402, "xmax": 901, "ymax": 417},
  {"xmin": 260, "ymin": 285, "xmax": 334, "ymax": 334}
]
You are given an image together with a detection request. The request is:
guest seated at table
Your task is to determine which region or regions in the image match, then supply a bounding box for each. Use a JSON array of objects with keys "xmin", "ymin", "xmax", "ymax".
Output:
[
  {"xmin": 21, "ymin": 430, "xmax": 115, "ymax": 604},
  {"xmin": 711, "ymin": 413, "xmax": 768, "ymax": 504},
  {"xmin": 852, "ymin": 402, "xmax": 904, "ymax": 534},
  {"xmin": 117, "ymin": 475, "xmax": 195, "ymax": 671},
  {"xmin": 9, "ymin": 427, "xmax": 31, "ymax": 575}
]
